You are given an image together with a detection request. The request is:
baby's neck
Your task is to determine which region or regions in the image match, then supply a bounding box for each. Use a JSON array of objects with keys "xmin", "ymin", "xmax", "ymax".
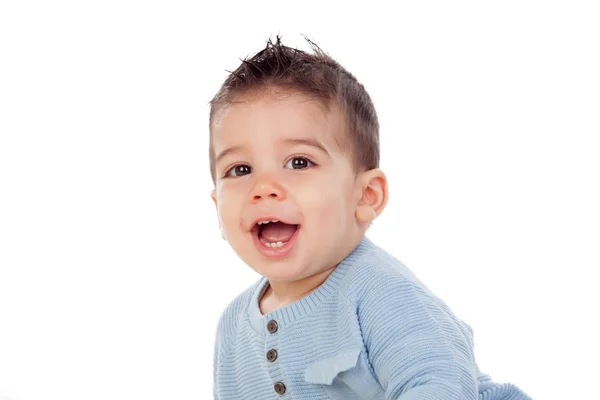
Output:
[
  {"xmin": 258, "ymin": 266, "xmax": 336, "ymax": 315},
  {"xmin": 258, "ymin": 284, "xmax": 280, "ymax": 315}
]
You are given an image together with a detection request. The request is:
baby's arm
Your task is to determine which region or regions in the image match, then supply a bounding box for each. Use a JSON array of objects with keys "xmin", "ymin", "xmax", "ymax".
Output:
[
  {"xmin": 359, "ymin": 272, "xmax": 478, "ymax": 400},
  {"xmin": 212, "ymin": 325, "xmax": 221, "ymax": 400}
]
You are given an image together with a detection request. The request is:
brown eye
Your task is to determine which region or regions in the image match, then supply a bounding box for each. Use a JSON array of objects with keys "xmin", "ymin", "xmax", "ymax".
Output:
[
  {"xmin": 285, "ymin": 157, "xmax": 313, "ymax": 170},
  {"xmin": 225, "ymin": 164, "xmax": 251, "ymax": 177}
]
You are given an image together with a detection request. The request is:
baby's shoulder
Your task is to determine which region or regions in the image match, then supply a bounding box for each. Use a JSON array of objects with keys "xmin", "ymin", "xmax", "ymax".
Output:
[
  {"xmin": 346, "ymin": 241, "xmax": 474, "ymax": 342},
  {"xmin": 345, "ymin": 242, "xmax": 428, "ymax": 297},
  {"xmin": 214, "ymin": 279, "xmax": 261, "ymax": 345}
]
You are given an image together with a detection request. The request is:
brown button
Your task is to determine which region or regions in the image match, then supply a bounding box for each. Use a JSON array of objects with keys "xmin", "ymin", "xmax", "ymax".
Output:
[
  {"xmin": 274, "ymin": 382, "xmax": 286, "ymax": 395},
  {"xmin": 267, "ymin": 319, "xmax": 278, "ymax": 333},
  {"xmin": 266, "ymin": 349, "xmax": 277, "ymax": 362}
]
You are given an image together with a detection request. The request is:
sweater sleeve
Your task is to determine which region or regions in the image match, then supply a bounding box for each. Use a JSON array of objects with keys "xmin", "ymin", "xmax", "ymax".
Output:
[
  {"xmin": 212, "ymin": 327, "xmax": 220, "ymax": 400},
  {"xmin": 358, "ymin": 272, "xmax": 478, "ymax": 400}
]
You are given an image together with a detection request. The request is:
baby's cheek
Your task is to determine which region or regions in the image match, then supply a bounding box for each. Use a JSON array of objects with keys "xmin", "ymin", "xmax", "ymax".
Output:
[
  {"xmin": 216, "ymin": 198, "xmax": 239, "ymax": 231},
  {"xmin": 303, "ymin": 189, "xmax": 349, "ymax": 228}
]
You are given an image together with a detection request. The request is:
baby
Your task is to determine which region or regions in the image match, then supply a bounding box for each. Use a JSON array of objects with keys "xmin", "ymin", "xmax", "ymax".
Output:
[{"xmin": 209, "ymin": 36, "xmax": 531, "ymax": 399}]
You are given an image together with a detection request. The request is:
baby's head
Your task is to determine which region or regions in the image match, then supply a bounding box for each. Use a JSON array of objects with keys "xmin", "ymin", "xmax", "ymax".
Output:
[{"xmin": 209, "ymin": 36, "xmax": 388, "ymax": 283}]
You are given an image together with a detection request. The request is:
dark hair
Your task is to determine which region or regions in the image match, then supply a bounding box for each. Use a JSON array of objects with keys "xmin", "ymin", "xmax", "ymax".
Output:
[{"xmin": 208, "ymin": 35, "xmax": 379, "ymax": 184}]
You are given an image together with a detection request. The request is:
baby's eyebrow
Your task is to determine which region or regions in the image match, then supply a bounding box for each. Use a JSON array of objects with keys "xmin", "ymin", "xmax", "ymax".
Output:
[
  {"xmin": 281, "ymin": 138, "xmax": 330, "ymax": 156},
  {"xmin": 215, "ymin": 145, "xmax": 243, "ymax": 166},
  {"xmin": 215, "ymin": 138, "xmax": 329, "ymax": 165}
]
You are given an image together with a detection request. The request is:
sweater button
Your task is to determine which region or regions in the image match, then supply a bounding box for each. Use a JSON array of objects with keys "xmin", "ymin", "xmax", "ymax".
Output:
[
  {"xmin": 267, "ymin": 319, "xmax": 278, "ymax": 333},
  {"xmin": 266, "ymin": 349, "xmax": 277, "ymax": 362},
  {"xmin": 274, "ymin": 382, "xmax": 286, "ymax": 395}
]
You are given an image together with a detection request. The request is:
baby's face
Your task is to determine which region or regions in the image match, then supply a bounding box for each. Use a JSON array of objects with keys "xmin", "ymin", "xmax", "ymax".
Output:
[{"xmin": 211, "ymin": 90, "xmax": 363, "ymax": 284}]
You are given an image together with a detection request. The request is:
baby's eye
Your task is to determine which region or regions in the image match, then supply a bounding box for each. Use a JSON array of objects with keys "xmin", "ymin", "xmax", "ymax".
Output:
[
  {"xmin": 285, "ymin": 157, "xmax": 313, "ymax": 170},
  {"xmin": 225, "ymin": 164, "xmax": 251, "ymax": 177}
]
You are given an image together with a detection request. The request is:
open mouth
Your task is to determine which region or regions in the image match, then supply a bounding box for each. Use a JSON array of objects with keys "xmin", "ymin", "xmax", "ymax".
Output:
[
  {"xmin": 252, "ymin": 220, "xmax": 299, "ymax": 247},
  {"xmin": 251, "ymin": 220, "xmax": 300, "ymax": 257}
]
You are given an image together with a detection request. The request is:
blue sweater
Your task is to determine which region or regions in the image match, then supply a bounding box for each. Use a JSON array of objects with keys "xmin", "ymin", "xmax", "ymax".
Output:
[{"xmin": 213, "ymin": 236, "xmax": 531, "ymax": 399}]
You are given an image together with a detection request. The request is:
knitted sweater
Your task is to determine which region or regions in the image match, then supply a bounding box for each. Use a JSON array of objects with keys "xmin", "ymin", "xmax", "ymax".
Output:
[{"xmin": 213, "ymin": 236, "xmax": 531, "ymax": 399}]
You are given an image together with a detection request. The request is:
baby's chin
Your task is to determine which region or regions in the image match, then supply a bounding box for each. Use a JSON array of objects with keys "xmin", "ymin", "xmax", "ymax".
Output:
[
  {"xmin": 248, "ymin": 259, "xmax": 311, "ymax": 283},
  {"xmin": 242, "ymin": 244, "xmax": 312, "ymax": 282}
]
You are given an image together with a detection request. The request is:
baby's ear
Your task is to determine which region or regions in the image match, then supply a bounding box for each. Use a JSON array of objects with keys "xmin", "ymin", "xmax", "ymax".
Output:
[
  {"xmin": 211, "ymin": 189, "xmax": 218, "ymax": 209},
  {"xmin": 355, "ymin": 168, "xmax": 388, "ymax": 224}
]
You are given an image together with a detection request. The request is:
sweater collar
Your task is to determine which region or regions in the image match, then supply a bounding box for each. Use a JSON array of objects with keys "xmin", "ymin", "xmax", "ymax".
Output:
[{"xmin": 247, "ymin": 235, "xmax": 376, "ymax": 336}]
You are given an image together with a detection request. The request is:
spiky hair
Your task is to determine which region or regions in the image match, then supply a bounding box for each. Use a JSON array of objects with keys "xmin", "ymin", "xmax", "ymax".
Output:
[{"xmin": 208, "ymin": 35, "xmax": 379, "ymax": 184}]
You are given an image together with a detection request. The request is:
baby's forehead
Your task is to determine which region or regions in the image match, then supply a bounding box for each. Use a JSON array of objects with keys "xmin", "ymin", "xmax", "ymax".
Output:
[
  {"xmin": 213, "ymin": 91, "xmax": 350, "ymax": 150},
  {"xmin": 225, "ymin": 88, "xmax": 333, "ymax": 120}
]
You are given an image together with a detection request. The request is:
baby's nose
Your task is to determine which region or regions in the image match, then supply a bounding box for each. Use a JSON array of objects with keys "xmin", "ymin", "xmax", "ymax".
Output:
[{"xmin": 249, "ymin": 177, "xmax": 286, "ymax": 202}]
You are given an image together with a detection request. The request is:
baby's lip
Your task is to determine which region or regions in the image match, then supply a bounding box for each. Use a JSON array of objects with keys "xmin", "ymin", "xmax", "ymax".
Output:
[{"xmin": 248, "ymin": 216, "xmax": 300, "ymax": 232}]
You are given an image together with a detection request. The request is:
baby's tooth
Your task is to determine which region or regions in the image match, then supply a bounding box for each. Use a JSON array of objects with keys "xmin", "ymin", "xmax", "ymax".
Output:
[{"xmin": 262, "ymin": 241, "xmax": 285, "ymax": 248}]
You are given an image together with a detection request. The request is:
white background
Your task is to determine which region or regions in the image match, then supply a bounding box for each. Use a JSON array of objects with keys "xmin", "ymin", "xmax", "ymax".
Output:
[{"xmin": 1, "ymin": 1, "xmax": 598, "ymax": 399}]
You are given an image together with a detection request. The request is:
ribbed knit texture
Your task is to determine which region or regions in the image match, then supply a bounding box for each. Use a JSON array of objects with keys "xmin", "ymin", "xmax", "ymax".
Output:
[{"xmin": 213, "ymin": 236, "xmax": 531, "ymax": 399}]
